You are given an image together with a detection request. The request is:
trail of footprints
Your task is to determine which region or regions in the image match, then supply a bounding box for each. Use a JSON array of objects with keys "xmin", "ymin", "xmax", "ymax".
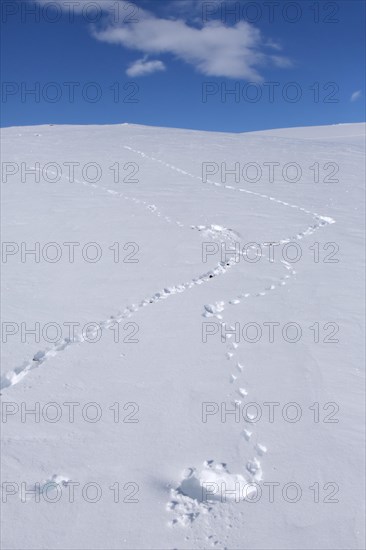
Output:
[
  {"xmin": 122, "ymin": 146, "xmax": 336, "ymax": 530},
  {"xmin": 2, "ymin": 153, "xmax": 312, "ymax": 391},
  {"xmin": 124, "ymin": 145, "xmax": 335, "ymax": 229},
  {"xmin": 1, "ymin": 163, "xmax": 248, "ymax": 390},
  {"xmin": 0, "ymin": 223, "xmax": 237, "ymax": 390},
  {"xmin": 2, "ymin": 145, "xmax": 336, "ymax": 541}
]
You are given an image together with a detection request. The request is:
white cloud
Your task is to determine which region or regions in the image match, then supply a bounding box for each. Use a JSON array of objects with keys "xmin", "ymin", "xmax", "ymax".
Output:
[
  {"xmin": 93, "ymin": 16, "xmax": 291, "ymax": 80},
  {"xmin": 126, "ymin": 57, "xmax": 166, "ymax": 77},
  {"xmin": 35, "ymin": 0, "xmax": 291, "ymax": 80},
  {"xmin": 351, "ymin": 90, "xmax": 362, "ymax": 102}
]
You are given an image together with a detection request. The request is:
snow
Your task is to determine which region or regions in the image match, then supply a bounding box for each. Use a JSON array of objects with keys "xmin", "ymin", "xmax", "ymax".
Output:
[{"xmin": 1, "ymin": 122, "xmax": 365, "ymax": 549}]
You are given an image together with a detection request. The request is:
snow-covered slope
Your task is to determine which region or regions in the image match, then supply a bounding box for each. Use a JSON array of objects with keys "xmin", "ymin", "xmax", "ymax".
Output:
[{"xmin": 1, "ymin": 123, "xmax": 365, "ymax": 549}]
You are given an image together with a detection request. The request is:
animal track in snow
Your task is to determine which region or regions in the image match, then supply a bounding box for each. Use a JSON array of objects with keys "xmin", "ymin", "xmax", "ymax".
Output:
[
  {"xmin": 168, "ymin": 461, "xmax": 259, "ymax": 527},
  {"xmin": 0, "ymin": 255, "xmax": 236, "ymax": 391},
  {"xmin": 1, "ymin": 170, "xmax": 241, "ymax": 391},
  {"xmin": 123, "ymin": 145, "xmax": 335, "ymax": 230},
  {"xmin": 21, "ymin": 474, "xmax": 70, "ymax": 501},
  {"xmin": 7, "ymin": 143, "xmax": 337, "ymax": 538},
  {"xmin": 128, "ymin": 144, "xmax": 336, "ymax": 527}
]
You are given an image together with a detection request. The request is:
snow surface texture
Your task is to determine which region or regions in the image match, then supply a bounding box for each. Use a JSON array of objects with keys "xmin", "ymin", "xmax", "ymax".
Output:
[{"xmin": 1, "ymin": 123, "xmax": 365, "ymax": 549}]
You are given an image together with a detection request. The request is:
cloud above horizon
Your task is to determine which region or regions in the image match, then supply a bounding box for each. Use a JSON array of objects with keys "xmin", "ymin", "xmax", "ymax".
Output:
[
  {"xmin": 35, "ymin": 0, "xmax": 291, "ymax": 80},
  {"xmin": 351, "ymin": 90, "xmax": 362, "ymax": 102},
  {"xmin": 126, "ymin": 57, "xmax": 166, "ymax": 77}
]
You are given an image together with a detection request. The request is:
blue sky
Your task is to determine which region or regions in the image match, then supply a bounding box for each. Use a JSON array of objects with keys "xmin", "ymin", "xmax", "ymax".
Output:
[{"xmin": 1, "ymin": 0, "xmax": 365, "ymax": 132}]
